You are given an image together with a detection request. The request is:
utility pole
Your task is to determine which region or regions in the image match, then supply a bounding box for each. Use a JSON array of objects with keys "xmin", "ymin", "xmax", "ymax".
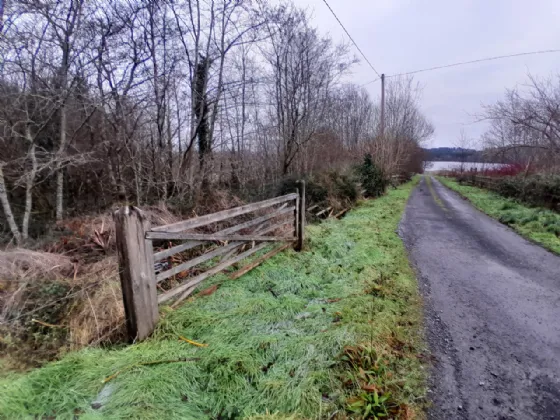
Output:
[{"xmin": 380, "ymin": 73, "xmax": 385, "ymax": 138}]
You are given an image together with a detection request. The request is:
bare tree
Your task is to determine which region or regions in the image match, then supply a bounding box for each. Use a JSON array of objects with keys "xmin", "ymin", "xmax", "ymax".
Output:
[
  {"xmin": 263, "ymin": 5, "xmax": 355, "ymax": 175},
  {"xmin": 454, "ymin": 128, "xmax": 475, "ymax": 172},
  {"xmin": 361, "ymin": 77, "xmax": 434, "ymax": 177},
  {"xmin": 0, "ymin": 0, "xmax": 433, "ymax": 244},
  {"xmin": 482, "ymin": 73, "xmax": 560, "ymax": 171}
]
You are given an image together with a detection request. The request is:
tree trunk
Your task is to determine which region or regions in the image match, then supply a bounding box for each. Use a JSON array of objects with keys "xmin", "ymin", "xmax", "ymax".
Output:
[
  {"xmin": 194, "ymin": 56, "xmax": 211, "ymax": 171},
  {"xmin": 22, "ymin": 128, "xmax": 38, "ymax": 239},
  {"xmin": 56, "ymin": 170, "xmax": 64, "ymax": 221},
  {"xmin": 0, "ymin": 165, "xmax": 22, "ymax": 244},
  {"xmin": 55, "ymin": 96, "xmax": 67, "ymax": 221}
]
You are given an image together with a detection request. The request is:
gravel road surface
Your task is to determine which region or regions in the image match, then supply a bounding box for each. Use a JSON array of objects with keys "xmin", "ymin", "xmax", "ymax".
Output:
[{"xmin": 399, "ymin": 176, "xmax": 560, "ymax": 419}]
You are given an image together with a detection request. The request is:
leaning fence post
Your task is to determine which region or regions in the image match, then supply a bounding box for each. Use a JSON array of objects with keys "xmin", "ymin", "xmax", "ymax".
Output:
[
  {"xmin": 295, "ymin": 180, "xmax": 305, "ymax": 251},
  {"xmin": 114, "ymin": 206, "xmax": 158, "ymax": 341}
]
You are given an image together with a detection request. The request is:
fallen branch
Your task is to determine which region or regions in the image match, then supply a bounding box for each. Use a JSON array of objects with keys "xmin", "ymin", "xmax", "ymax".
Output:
[
  {"xmin": 31, "ymin": 318, "xmax": 64, "ymax": 328},
  {"xmin": 179, "ymin": 336, "xmax": 208, "ymax": 347}
]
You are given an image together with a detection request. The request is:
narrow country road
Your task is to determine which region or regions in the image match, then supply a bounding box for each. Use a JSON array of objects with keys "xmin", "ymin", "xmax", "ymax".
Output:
[{"xmin": 399, "ymin": 176, "xmax": 560, "ymax": 420}]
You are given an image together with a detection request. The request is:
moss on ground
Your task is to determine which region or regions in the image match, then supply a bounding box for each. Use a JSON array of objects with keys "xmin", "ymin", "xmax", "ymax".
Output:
[
  {"xmin": 0, "ymin": 181, "xmax": 425, "ymax": 419},
  {"xmin": 438, "ymin": 177, "xmax": 560, "ymax": 255}
]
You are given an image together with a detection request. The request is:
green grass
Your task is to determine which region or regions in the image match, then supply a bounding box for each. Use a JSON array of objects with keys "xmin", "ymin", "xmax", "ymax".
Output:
[
  {"xmin": 438, "ymin": 177, "xmax": 560, "ymax": 254},
  {"xmin": 0, "ymin": 181, "xmax": 425, "ymax": 419}
]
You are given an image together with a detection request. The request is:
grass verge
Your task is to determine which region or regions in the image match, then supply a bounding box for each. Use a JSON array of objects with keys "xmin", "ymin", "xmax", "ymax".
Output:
[
  {"xmin": 0, "ymin": 181, "xmax": 425, "ymax": 419},
  {"xmin": 438, "ymin": 177, "xmax": 560, "ymax": 255}
]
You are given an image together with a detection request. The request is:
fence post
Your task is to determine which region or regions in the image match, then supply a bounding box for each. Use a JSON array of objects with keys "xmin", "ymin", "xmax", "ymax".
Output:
[
  {"xmin": 114, "ymin": 206, "xmax": 158, "ymax": 341},
  {"xmin": 294, "ymin": 187, "xmax": 300, "ymax": 249},
  {"xmin": 295, "ymin": 180, "xmax": 305, "ymax": 251}
]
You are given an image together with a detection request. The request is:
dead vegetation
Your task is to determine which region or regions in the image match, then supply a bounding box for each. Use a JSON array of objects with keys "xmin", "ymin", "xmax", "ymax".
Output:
[
  {"xmin": 0, "ymin": 203, "xmax": 182, "ymax": 369},
  {"xmin": 0, "ymin": 250, "xmax": 125, "ymax": 369},
  {"xmin": 41, "ymin": 204, "xmax": 181, "ymax": 261}
]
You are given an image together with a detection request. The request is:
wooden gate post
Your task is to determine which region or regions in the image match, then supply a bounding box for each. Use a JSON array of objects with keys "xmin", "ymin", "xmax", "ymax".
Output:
[
  {"xmin": 295, "ymin": 180, "xmax": 305, "ymax": 251},
  {"xmin": 114, "ymin": 206, "xmax": 158, "ymax": 341},
  {"xmin": 294, "ymin": 187, "xmax": 300, "ymax": 249}
]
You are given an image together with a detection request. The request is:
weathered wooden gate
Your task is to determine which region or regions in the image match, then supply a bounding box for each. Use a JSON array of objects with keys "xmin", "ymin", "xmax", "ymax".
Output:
[{"xmin": 114, "ymin": 182, "xmax": 305, "ymax": 341}]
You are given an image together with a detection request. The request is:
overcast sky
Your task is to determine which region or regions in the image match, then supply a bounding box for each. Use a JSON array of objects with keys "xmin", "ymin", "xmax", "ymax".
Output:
[{"xmin": 299, "ymin": 0, "xmax": 560, "ymax": 148}]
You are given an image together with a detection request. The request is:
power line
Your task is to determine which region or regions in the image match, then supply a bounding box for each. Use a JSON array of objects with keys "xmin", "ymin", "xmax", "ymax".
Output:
[
  {"xmin": 361, "ymin": 77, "xmax": 380, "ymax": 86},
  {"xmin": 321, "ymin": 0, "xmax": 381, "ymax": 78},
  {"xmin": 387, "ymin": 49, "xmax": 560, "ymax": 78}
]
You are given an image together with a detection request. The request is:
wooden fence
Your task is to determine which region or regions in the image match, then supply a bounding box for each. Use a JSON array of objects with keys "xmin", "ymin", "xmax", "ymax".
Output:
[
  {"xmin": 114, "ymin": 181, "xmax": 306, "ymax": 341},
  {"xmin": 461, "ymin": 174, "xmax": 500, "ymax": 190}
]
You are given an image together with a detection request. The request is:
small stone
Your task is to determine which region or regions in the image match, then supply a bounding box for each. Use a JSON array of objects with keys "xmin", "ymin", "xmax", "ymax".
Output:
[
  {"xmin": 457, "ymin": 405, "xmax": 463, "ymax": 410},
  {"xmin": 91, "ymin": 383, "xmax": 115, "ymax": 410},
  {"xmin": 479, "ymin": 381, "xmax": 485, "ymax": 386}
]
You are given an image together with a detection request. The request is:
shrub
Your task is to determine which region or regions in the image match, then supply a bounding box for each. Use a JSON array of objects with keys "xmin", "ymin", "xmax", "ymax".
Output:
[
  {"xmin": 495, "ymin": 175, "xmax": 560, "ymax": 210},
  {"xmin": 496, "ymin": 177, "xmax": 524, "ymax": 199},
  {"xmin": 278, "ymin": 176, "xmax": 329, "ymax": 204},
  {"xmin": 480, "ymin": 163, "xmax": 524, "ymax": 177},
  {"xmin": 546, "ymin": 223, "xmax": 560, "ymax": 236},
  {"xmin": 357, "ymin": 154, "xmax": 388, "ymax": 198},
  {"xmin": 500, "ymin": 202, "xmax": 515, "ymax": 211},
  {"xmin": 328, "ymin": 171, "xmax": 359, "ymax": 203},
  {"xmin": 279, "ymin": 171, "xmax": 359, "ymax": 206}
]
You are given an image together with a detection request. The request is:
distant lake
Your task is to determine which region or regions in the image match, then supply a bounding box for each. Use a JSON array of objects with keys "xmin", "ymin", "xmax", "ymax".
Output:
[{"xmin": 424, "ymin": 161, "xmax": 505, "ymax": 172}]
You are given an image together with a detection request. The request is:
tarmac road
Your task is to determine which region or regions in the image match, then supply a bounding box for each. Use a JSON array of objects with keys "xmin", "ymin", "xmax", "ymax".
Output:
[{"xmin": 399, "ymin": 176, "xmax": 560, "ymax": 420}]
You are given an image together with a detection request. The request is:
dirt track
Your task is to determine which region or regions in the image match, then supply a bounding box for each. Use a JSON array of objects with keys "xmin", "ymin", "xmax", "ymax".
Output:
[{"xmin": 399, "ymin": 176, "xmax": 560, "ymax": 419}]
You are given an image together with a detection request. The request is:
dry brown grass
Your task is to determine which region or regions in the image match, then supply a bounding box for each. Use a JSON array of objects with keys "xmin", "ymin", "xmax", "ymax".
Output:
[
  {"xmin": 0, "ymin": 248, "xmax": 73, "ymax": 282},
  {"xmin": 0, "ymin": 248, "xmax": 74, "ymax": 329},
  {"xmin": 66, "ymin": 257, "xmax": 125, "ymax": 349},
  {"xmin": 0, "ymin": 250, "xmax": 125, "ymax": 369}
]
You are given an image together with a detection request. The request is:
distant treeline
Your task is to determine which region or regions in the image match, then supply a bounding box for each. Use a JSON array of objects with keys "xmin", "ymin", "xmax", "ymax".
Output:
[{"xmin": 424, "ymin": 147, "xmax": 486, "ymax": 162}]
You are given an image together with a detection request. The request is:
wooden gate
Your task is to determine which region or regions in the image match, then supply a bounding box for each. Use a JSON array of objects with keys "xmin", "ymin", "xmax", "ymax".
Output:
[{"xmin": 114, "ymin": 182, "xmax": 305, "ymax": 341}]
